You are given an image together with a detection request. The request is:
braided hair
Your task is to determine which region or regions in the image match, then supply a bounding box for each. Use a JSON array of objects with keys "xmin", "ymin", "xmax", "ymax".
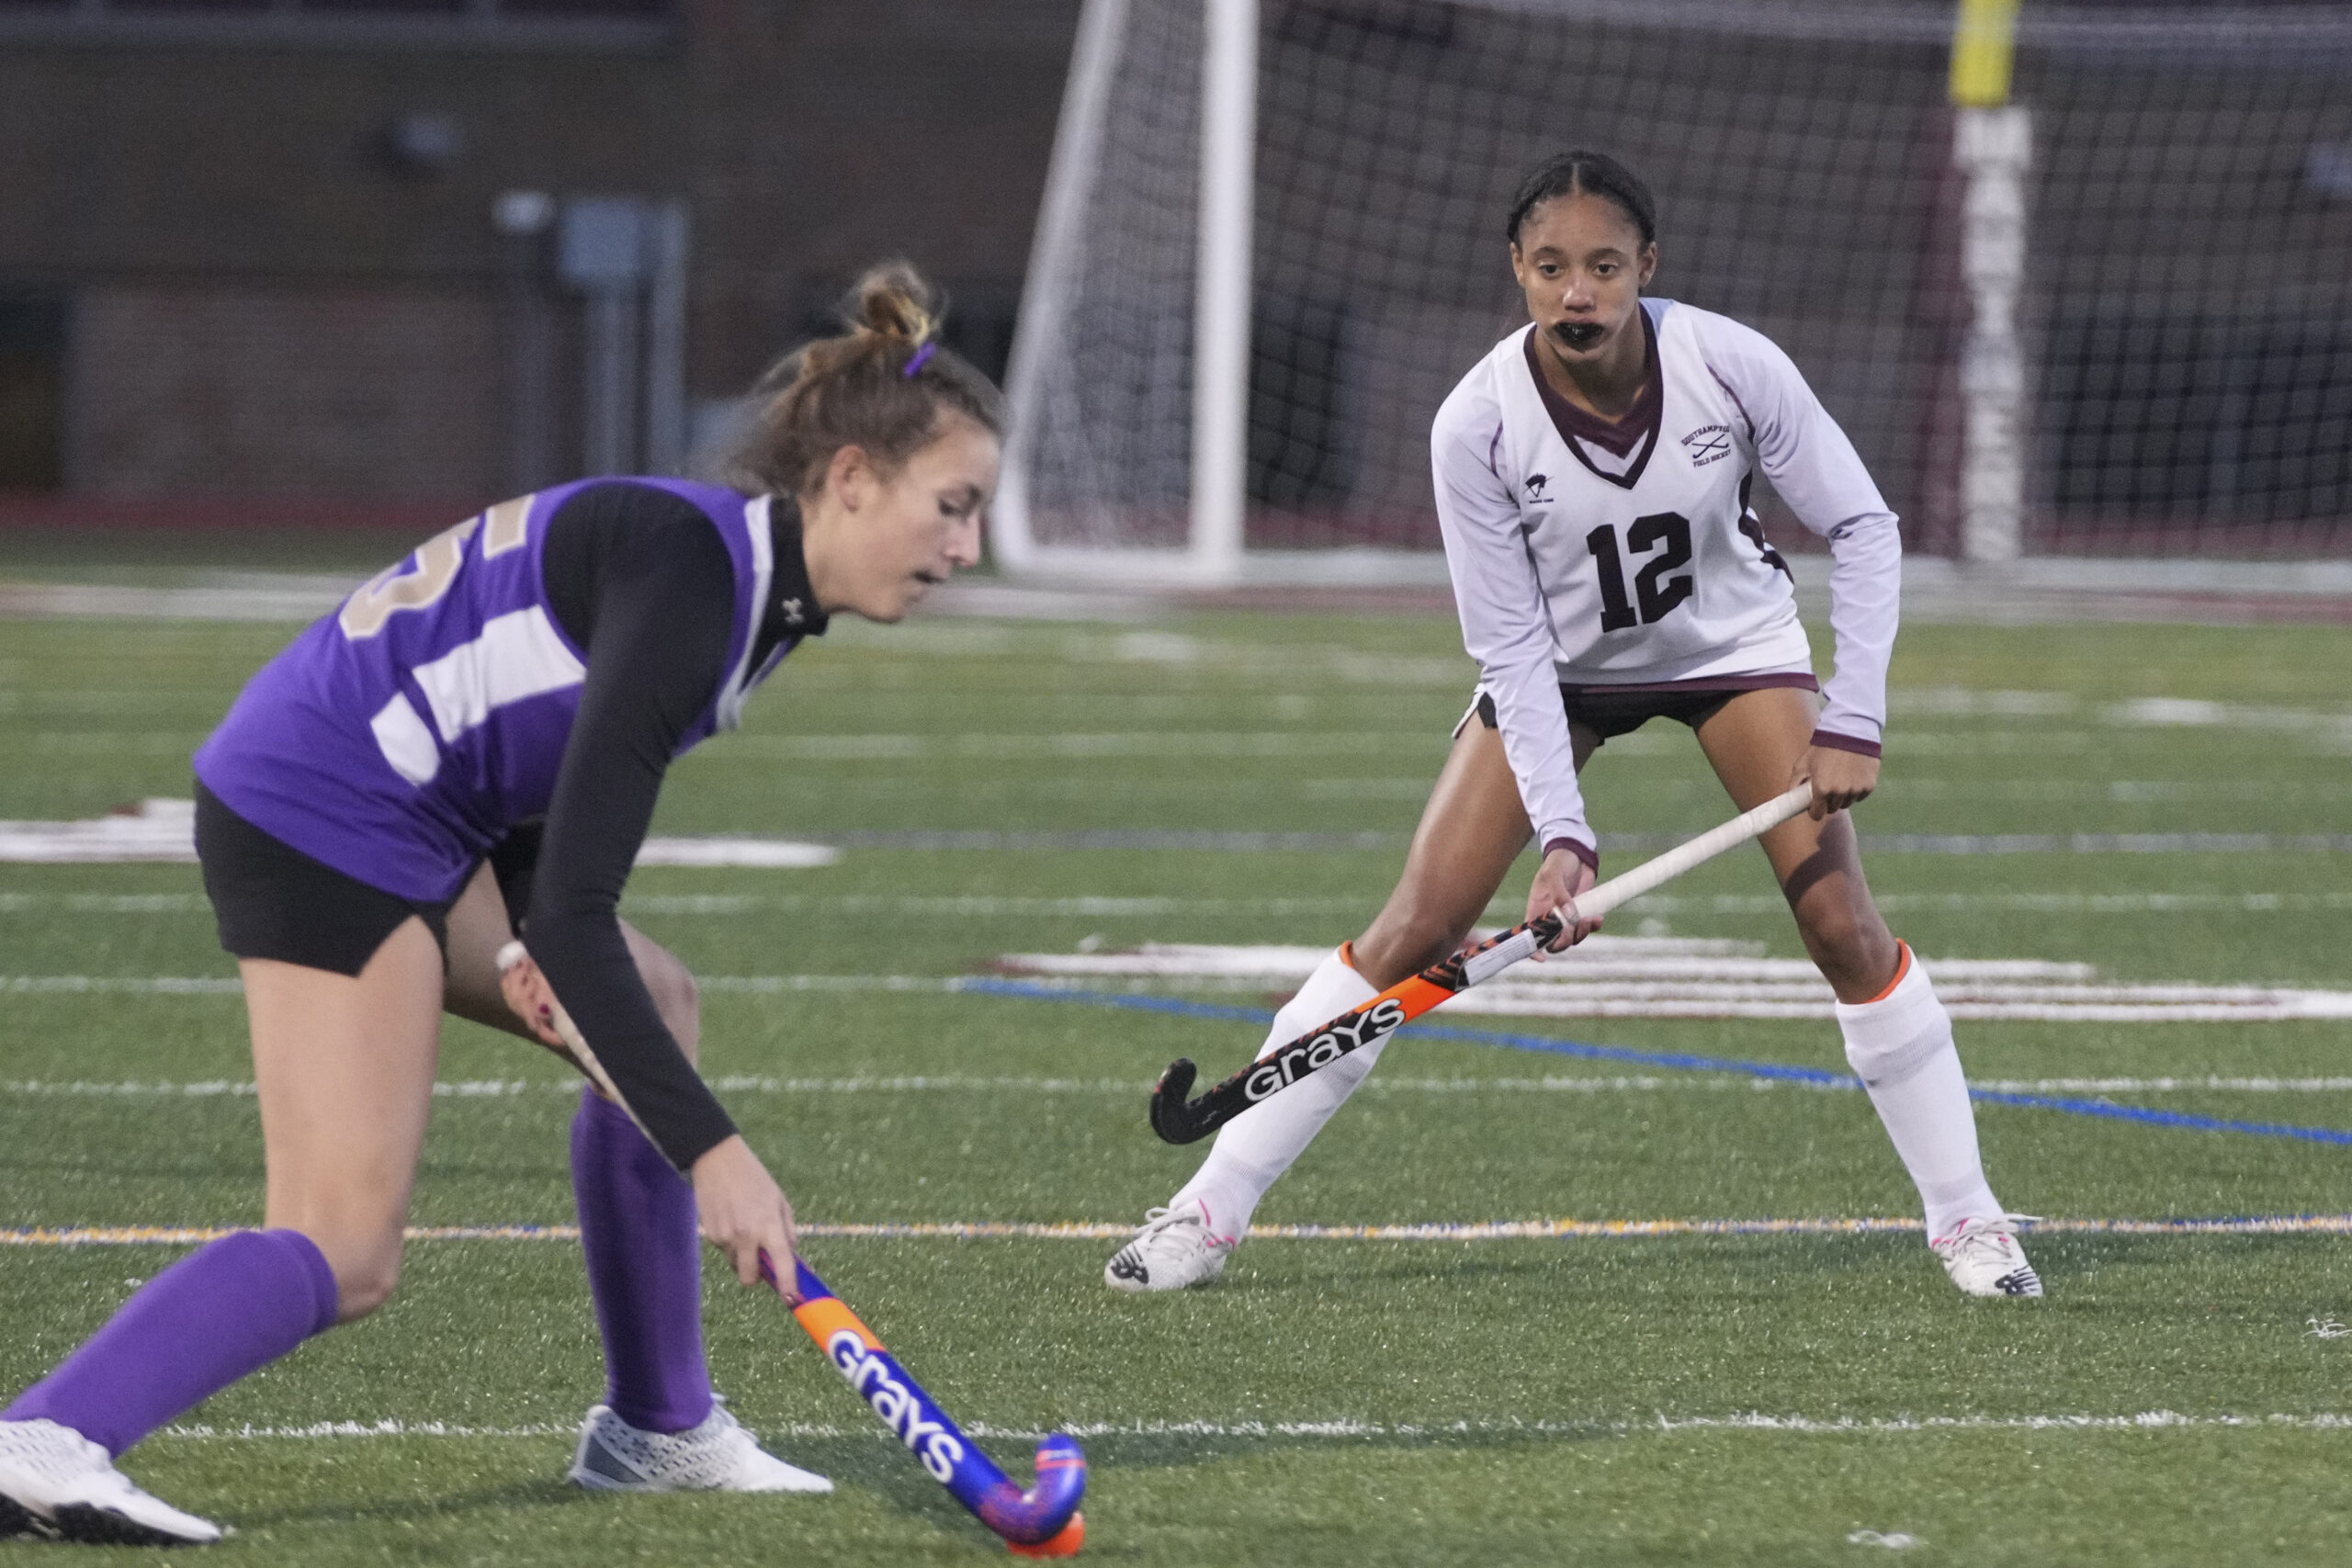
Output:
[{"xmin": 1506, "ymin": 151, "xmax": 1657, "ymax": 249}]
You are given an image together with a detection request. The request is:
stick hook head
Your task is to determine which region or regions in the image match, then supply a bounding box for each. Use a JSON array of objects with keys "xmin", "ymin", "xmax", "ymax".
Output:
[{"xmin": 1148, "ymin": 1057, "xmax": 1207, "ymax": 1144}]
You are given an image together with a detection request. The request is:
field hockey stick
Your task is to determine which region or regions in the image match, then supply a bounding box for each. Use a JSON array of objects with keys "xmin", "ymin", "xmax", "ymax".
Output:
[
  {"xmin": 763, "ymin": 1252, "xmax": 1089, "ymax": 1556},
  {"xmin": 1148, "ymin": 782, "xmax": 1814, "ymax": 1145},
  {"xmin": 495, "ymin": 943, "xmax": 1090, "ymax": 1555},
  {"xmin": 495, "ymin": 940, "xmax": 662, "ymax": 1144}
]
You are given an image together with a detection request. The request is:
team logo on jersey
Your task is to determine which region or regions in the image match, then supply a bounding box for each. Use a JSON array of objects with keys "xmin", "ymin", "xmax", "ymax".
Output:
[
  {"xmin": 1680, "ymin": 425, "xmax": 1733, "ymax": 466},
  {"xmin": 1523, "ymin": 473, "xmax": 1549, "ymax": 499}
]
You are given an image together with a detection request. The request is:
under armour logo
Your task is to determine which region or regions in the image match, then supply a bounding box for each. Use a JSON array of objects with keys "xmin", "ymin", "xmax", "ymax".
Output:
[
  {"xmin": 1680, "ymin": 426, "xmax": 1732, "ymax": 466},
  {"xmin": 781, "ymin": 597, "xmax": 804, "ymax": 626},
  {"xmin": 1524, "ymin": 473, "xmax": 1549, "ymax": 499}
]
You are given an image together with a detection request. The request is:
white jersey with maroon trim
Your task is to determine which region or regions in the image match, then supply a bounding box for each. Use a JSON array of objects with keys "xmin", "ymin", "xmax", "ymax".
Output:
[{"xmin": 1430, "ymin": 298, "xmax": 1901, "ymax": 858}]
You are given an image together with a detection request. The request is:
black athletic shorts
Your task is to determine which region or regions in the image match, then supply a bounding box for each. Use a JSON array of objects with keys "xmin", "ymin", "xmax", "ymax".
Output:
[
  {"xmin": 1463, "ymin": 673, "xmax": 1819, "ymax": 746},
  {"xmin": 194, "ymin": 781, "xmax": 542, "ymax": 978}
]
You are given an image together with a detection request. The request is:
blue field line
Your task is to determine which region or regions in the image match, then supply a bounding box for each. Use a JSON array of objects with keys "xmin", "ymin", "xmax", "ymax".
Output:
[
  {"xmin": 1965, "ymin": 1089, "xmax": 2352, "ymax": 1145},
  {"xmin": 958, "ymin": 979, "xmax": 2352, "ymax": 1146}
]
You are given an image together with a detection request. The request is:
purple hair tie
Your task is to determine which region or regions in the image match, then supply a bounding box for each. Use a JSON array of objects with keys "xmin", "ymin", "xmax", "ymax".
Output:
[{"xmin": 903, "ymin": 342, "xmax": 937, "ymax": 378}]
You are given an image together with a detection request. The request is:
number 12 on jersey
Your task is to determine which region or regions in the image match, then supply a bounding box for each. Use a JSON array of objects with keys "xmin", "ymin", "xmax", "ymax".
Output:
[{"xmin": 1586, "ymin": 512, "xmax": 1693, "ymax": 632}]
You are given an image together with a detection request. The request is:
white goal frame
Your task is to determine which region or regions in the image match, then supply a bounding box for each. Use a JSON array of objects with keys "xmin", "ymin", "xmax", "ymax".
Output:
[
  {"xmin": 993, "ymin": 0, "xmax": 2351, "ymax": 587},
  {"xmin": 995, "ymin": 0, "xmax": 1274, "ymax": 587},
  {"xmin": 995, "ymin": 0, "xmax": 2009, "ymax": 588},
  {"xmin": 998, "ymin": 0, "xmax": 1455, "ymax": 588}
]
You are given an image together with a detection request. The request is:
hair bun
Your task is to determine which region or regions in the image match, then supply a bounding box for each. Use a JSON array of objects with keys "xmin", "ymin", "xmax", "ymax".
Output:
[
  {"xmin": 849, "ymin": 259, "xmax": 938, "ymax": 346},
  {"xmin": 700, "ymin": 256, "xmax": 1001, "ymax": 499}
]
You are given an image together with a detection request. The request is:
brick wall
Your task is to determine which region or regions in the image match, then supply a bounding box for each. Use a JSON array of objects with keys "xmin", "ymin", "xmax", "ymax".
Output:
[
  {"xmin": 73, "ymin": 284, "xmax": 503, "ymax": 502},
  {"xmin": 0, "ymin": 43, "xmax": 691, "ymax": 282},
  {"xmin": 0, "ymin": 4, "xmax": 1080, "ymax": 504},
  {"xmin": 684, "ymin": 0, "xmax": 1080, "ymax": 394}
]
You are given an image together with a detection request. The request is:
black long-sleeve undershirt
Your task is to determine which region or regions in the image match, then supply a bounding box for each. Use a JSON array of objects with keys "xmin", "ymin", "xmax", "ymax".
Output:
[{"xmin": 523, "ymin": 479, "xmax": 822, "ymax": 1171}]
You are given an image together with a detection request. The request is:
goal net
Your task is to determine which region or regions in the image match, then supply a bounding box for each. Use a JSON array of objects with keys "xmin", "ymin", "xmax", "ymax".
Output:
[{"xmin": 997, "ymin": 0, "xmax": 2352, "ymax": 581}]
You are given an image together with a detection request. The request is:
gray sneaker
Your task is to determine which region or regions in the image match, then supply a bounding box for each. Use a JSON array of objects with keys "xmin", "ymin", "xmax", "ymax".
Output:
[{"xmin": 568, "ymin": 1400, "xmax": 831, "ymax": 1494}]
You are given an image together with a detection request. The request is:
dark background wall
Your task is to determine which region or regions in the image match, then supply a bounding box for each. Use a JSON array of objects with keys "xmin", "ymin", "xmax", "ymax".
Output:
[
  {"xmin": 686, "ymin": 0, "xmax": 1077, "ymax": 398},
  {"xmin": 0, "ymin": 0, "xmax": 1080, "ymax": 515}
]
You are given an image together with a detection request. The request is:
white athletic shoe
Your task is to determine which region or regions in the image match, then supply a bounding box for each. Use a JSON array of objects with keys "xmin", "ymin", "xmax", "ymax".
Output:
[
  {"xmin": 0, "ymin": 1417, "xmax": 223, "ymax": 1546},
  {"xmin": 567, "ymin": 1399, "xmax": 831, "ymax": 1495},
  {"xmin": 1104, "ymin": 1199, "xmax": 1238, "ymax": 1293},
  {"xmin": 1931, "ymin": 1215, "xmax": 2044, "ymax": 1298}
]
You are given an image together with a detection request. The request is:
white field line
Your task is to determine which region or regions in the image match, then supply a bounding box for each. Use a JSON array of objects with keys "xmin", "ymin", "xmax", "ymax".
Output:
[
  {"xmin": 718, "ymin": 731, "xmax": 1447, "ymax": 761},
  {"xmin": 1441, "ymin": 994, "xmax": 2352, "ymax": 1022},
  {"xmin": 10, "ymin": 817, "xmax": 2352, "ymax": 870},
  {"xmin": 14, "ymin": 804, "xmax": 2352, "ymax": 866},
  {"xmin": 633, "ymin": 840, "xmax": 836, "ymax": 868},
  {"xmin": 1637, "ymin": 891, "xmax": 2352, "ymax": 916},
  {"xmin": 0, "ymin": 582, "xmax": 354, "ymax": 623},
  {"xmin": 5, "ymin": 890, "xmax": 2351, "ymax": 919},
  {"xmin": 14, "ymin": 1074, "xmax": 2352, "ymax": 1100},
  {"xmin": 13, "ymin": 671, "xmax": 2337, "ymax": 737},
  {"xmin": 10, "ymin": 1216, "xmax": 2351, "ymax": 1248},
  {"xmin": 700, "ymin": 976, "xmax": 963, "ymax": 995},
  {"xmin": 995, "ymin": 943, "xmax": 2352, "ymax": 1021},
  {"xmin": 1000, "ymin": 942, "xmax": 2079, "ymax": 981},
  {"xmin": 0, "ymin": 802, "xmax": 835, "ymax": 868},
  {"xmin": 0, "ymin": 975, "xmax": 959, "ymax": 998},
  {"xmin": 7, "ymin": 966, "xmax": 2352, "ymax": 1021},
  {"xmin": 1888, "ymin": 686, "xmax": 2352, "ymax": 742},
  {"xmin": 0, "ymin": 976, "xmax": 245, "ymax": 995},
  {"xmin": 151, "ymin": 1412, "xmax": 2352, "ymax": 1443},
  {"xmin": 630, "ymin": 894, "xmax": 1374, "ymax": 918},
  {"xmin": 0, "ymin": 893, "xmax": 210, "ymax": 914}
]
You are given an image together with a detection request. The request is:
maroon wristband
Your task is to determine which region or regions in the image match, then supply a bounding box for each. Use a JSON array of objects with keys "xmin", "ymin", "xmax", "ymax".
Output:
[
  {"xmin": 1809, "ymin": 728, "xmax": 1882, "ymax": 760},
  {"xmin": 1541, "ymin": 836, "xmax": 1599, "ymax": 874}
]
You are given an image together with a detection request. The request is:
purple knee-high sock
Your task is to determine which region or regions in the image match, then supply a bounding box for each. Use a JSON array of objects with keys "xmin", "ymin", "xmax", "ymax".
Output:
[
  {"xmin": 4, "ymin": 1228, "xmax": 338, "ymax": 1457},
  {"xmin": 571, "ymin": 1087, "xmax": 713, "ymax": 1435}
]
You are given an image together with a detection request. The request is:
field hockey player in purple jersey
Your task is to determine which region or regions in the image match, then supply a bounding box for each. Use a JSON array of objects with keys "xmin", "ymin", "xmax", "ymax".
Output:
[
  {"xmin": 0, "ymin": 263, "xmax": 1001, "ymax": 1546},
  {"xmin": 1105, "ymin": 152, "xmax": 2041, "ymax": 1306}
]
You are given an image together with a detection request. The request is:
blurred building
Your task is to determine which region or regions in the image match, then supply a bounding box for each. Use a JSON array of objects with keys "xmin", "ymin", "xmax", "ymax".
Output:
[{"xmin": 0, "ymin": 0, "xmax": 1079, "ymax": 525}]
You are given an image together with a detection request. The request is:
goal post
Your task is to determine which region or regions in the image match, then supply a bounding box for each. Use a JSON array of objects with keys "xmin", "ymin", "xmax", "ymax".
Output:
[
  {"xmin": 996, "ymin": 0, "xmax": 2352, "ymax": 585},
  {"xmin": 997, "ymin": 0, "xmax": 1269, "ymax": 587},
  {"xmin": 994, "ymin": 0, "xmax": 1135, "ymax": 581},
  {"xmin": 1190, "ymin": 0, "xmax": 1257, "ymax": 585}
]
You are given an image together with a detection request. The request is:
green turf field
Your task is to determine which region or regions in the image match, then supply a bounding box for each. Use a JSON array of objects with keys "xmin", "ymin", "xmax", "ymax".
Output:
[{"xmin": 2, "ymin": 595, "xmax": 2349, "ymax": 1564}]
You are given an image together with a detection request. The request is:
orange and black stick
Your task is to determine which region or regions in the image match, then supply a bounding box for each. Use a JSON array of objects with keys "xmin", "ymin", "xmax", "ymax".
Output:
[{"xmin": 1148, "ymin": 784, "xmax": 1812, "ymax": 1145}]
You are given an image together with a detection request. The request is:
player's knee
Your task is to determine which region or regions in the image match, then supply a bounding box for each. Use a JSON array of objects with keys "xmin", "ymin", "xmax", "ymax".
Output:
[
  {"xmin": 638, "ymin": 950, "xmax": 702, "ymax": 1065},
  {"xmin": 324, "ymin": 1240, "xmax": 405, "ymax": 1323},
  {"xmin": 661, "ymin": 965, "xmax": 702, "ymax": 1065},
  {"xmin": 1358, "ymin": 903, "xmax": 1470, "ymax": 984},
  {"xmin": 1794, "ymin": 905, "xmax": 1890, "ymax": 990},
  {"xmin": 1402, "ymin": 904, "xmax": 1478, "ymax": 971}
]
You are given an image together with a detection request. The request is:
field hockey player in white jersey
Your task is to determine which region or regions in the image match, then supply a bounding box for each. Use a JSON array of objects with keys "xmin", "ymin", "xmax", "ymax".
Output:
[{"xmin": 1106, "ymin": 151, "xmax": 2040, "ymax": 1303}]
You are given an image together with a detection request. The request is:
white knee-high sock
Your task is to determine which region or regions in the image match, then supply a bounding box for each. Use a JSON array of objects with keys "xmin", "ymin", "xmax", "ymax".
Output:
[
  {"xmin": 1170, "ymin": 945, "xmax": 1382, "ymax": 1237},
  {"xmin": 1836, "ymin": 943, "xmax": 2003, "ymax": 1241}
]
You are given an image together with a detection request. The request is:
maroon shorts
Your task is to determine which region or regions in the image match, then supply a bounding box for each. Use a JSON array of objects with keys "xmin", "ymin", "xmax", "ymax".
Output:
[{"xmin": 1457, "ymin": 673, "xmax": 1818, "ymax": 746}]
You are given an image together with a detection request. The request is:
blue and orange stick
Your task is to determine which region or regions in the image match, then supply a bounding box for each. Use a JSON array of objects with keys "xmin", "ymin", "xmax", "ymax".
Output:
[
  {"xmin": 494, "ymin": 945, "xmax": 1088, "ymax": 1554},
  {"xmin": 764, "ymin": 1253, "xmax": 1088, "ymax": 1556}
]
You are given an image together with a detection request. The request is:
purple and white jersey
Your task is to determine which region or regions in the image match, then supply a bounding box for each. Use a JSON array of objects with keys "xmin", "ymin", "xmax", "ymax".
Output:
[{"xmin": 195, "ymin": 479, "xmax": 786, "ymax": 903}]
